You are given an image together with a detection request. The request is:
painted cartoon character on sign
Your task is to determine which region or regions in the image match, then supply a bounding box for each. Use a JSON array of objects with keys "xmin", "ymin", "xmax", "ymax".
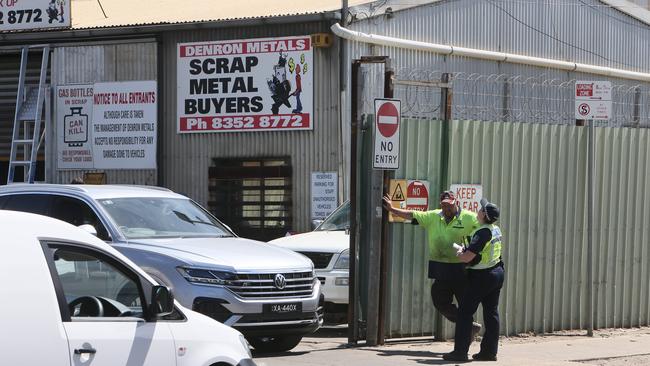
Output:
[
  {"xmin": 288, "ymin": 53, "xmax": 309, "ymax": 114},
  {"xmin": 267, "ymin": 53, "xmax": 293, "ymax": 115},
  {"xmin": 47, "ymin": 0, "xmax": 66, "ymax": 23}
]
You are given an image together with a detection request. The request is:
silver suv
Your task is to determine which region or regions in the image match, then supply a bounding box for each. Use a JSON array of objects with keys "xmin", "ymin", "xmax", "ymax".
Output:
[{"xmin": 0, "ymin": 184, "xmax": 323, "ymax": 353}]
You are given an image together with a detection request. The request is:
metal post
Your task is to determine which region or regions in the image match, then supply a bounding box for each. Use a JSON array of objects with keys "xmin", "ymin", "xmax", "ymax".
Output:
[
  {"xmin": 502, "ymin": 80, "xmax": 511, "ymax": 122},
  {"xmin": 348, "ymin": 60, "xmax": 361, "ymax": 344},
  {"xmin": 435, "ymin": 72, "xmax": 453, "ymax": 339},
  {"xmin": 633, "ymin": 87, "xmax": 641, "ymax": 128},
  {"xmin": 377, "ymin": 60, "xmax": 394, "ymax": 345},
  {"xmin": 587, "ymin": 119, "xmax": 594, "ymax": 337}
]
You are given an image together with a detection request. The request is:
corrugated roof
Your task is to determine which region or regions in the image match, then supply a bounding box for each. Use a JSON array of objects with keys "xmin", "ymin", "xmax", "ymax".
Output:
[{"xmin": 68, "ymin": 0, "xmax": 371, "ymax": 30}]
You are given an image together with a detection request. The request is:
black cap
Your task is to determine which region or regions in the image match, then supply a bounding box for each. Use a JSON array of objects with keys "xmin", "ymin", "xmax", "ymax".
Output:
[{"xmin": 480, "ymin": 198, "xmax": 500, "ymax": 222}]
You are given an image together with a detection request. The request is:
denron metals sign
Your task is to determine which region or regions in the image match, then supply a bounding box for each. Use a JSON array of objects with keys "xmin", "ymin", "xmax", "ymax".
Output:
[
  {"xmin": 0, "ymin": 0, "xmax": 71, "ymax": 32},
  {"xmin": 177, "ymin": 36, "xmax": 313, "ymax": 133}
]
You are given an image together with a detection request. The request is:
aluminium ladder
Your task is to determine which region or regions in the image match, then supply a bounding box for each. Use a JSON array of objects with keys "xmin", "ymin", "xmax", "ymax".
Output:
[{"xmin": 7, "ymin": 46, "xmax": 50, "ymax": 184}]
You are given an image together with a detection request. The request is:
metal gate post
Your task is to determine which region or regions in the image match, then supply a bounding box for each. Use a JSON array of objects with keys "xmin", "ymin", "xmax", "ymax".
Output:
[
  {"xmin": 348, "ymin": 56, "xmax": 393, "ymax": 346},
  {"xmin": 434, "ymin": 72, "xmax": 453, "ymax": 340},
  {"xmin": 349, "ymin": 59, "xmax": 362, "ymax": 344},
  {"xmin": 377, "ymin": 60, "xmax": 394, "ymax": 345}
]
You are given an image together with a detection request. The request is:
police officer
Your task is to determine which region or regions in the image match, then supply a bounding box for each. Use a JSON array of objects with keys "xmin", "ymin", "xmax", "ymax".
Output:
[
  {"xmin": 443, "ymin": 198, "xmax": 504, "ymax": 362},
  {"xmin": 383, "ymin": 190, "xmax": 481, "ymax": 336}
]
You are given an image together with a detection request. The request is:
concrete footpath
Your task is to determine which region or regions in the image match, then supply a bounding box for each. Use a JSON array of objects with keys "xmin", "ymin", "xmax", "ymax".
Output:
[{"xmin": 254, "ymin": 326, "xmax": 650, "ymax": 366}]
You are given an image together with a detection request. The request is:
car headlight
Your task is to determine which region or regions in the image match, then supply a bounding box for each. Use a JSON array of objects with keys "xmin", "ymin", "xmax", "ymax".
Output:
[
  {"xmin": 177, "ymin": 267, "xmax": 236, "ymax": 285},
  {"xmin": 239, "ymin": 334, "xmax": 252, "ymax": 358},
  {"xmin": 333, "ymin": 249, "xmax": 350, "ymax": 270}
]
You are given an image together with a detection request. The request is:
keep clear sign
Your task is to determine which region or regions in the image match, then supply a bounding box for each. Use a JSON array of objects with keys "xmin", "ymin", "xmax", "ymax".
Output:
[
  {"xmin": 311, "ymin": 172, "xmax": 338, "ymax": 220},
  {"xmin": 56, "ymin": 85, "xmax": 94, "ymax": 169},
  {"xmin": 92, "ymin": 81, "xmax": 157, "ymax": 169},
  {"xmin": 450, "ymin": 184, "xmax": 483, "ymax": 213}
]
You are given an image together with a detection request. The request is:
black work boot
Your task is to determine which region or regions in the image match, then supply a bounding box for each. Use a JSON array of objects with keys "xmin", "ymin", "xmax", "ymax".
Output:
[
  {"xmin": 443, "ymin": 351, "xmax": 469, "ymax": 362},
  {"xmin": 472, "ymin": 352, "xmax": 497, "ymax": 361}
]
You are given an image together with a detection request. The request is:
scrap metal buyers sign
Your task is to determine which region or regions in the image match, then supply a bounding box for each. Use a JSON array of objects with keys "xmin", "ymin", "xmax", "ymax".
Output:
[
  {"xmin": 0, "ymin": 0, "xmax": 71, "ymax": 32},
  {"xmin": 373, "ymin": 99, "xmax": 401, "ymax": 170},
  {"xmin": 575, "ymin": 81, "xmax": 612, "ymax": 120},
  {"xmin": 177, "ymin": 36, "xmax": 313, "ymax": 133},
  {"xmin": 450, "ymin": 184, "xmax": 483, "ymax": 213},
  {"xmin": 56, "ymin": 81, "xmax": 157, "ymax": 170}
]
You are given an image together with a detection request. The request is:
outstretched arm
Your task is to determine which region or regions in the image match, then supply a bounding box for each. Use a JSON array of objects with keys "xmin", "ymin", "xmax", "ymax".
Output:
[{"xmin": 382, "ymin": 195, "xmax": 414, "ymax": 220}]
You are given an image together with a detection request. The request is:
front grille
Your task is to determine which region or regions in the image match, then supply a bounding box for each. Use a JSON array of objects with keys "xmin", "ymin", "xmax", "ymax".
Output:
[
  {"xmin": 298, "ymin": 252, "xmax": 334, "ymax": 269},
  {"xmin": 225, "ymin": 271, "xmax": 315, "ymax": 299}
]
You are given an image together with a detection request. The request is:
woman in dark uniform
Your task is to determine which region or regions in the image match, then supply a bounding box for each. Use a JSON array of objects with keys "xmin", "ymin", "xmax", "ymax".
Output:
[{"xmin": 443, "ymin": 198, "xmax": 504, "ymax": 362}]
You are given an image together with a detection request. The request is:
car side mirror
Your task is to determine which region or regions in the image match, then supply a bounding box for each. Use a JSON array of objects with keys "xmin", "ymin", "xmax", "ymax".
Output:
[
  {"xmin": 150, "ymin": 285, "xmax": 174, "ymax": 318},
  {"xmin": 78, "ymin": 224, "xmax": 98, "ymax": 237},
  {"xmin": 311, "ymin": 220, "xmax": 323, "ymax": 230}
]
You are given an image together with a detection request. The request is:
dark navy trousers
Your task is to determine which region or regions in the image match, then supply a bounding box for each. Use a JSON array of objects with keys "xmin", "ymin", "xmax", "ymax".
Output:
[
  {"xmin": 428, "ymin": 261, "xmax": 468, "ymax": 323},
  {"xmin": 454, "ymin": 262, "xmax": 505, "ymax": 356}
]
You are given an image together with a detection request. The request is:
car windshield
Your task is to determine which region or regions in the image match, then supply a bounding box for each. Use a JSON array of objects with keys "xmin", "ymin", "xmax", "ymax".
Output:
[
  {"xmin": 98, "ymin": 197, "xmax": 233, "ymax": 239},
  {"xmin": 315, "ymin": 201, "xmax": 349, "ymax": 231}
]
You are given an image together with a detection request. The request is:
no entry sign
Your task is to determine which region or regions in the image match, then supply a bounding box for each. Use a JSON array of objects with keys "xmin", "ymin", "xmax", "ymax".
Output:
[
  {"xmin": 407, "ymin": 180, "xmax": 428, "ymax": 211},
  {"xmin": 374, "ymin": 99, "xmax": 401, "ymax": 170}
]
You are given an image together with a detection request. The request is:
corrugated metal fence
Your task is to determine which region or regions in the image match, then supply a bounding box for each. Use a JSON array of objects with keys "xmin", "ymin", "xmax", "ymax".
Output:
[{"xmin": 385, "ymin": 118, "xmax": 650, "ymax": 339}]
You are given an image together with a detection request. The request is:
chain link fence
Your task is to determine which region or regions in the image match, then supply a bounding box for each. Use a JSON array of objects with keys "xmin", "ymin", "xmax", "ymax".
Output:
[{"xmin": 390, "ymin": 68, "xmax": 650, "ymax": 127}]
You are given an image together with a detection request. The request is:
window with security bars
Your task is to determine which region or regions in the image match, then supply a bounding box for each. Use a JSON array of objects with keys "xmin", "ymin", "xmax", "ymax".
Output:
[{"xmin": 208, "ymin": 158, "xmax": 292, "ymax": 242}]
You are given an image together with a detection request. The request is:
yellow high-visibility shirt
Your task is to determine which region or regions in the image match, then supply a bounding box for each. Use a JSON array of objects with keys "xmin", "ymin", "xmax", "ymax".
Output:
[{"xmin": 412, "ymin": 209, "xmax": 479, "ymax": 263}]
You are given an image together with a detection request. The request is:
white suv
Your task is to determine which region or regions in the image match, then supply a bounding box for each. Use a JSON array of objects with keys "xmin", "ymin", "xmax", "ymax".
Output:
[
  {"xmin": 0, "ymin": 184, "xmax": 323, "ymax": 353},
  {"xmin": 269, "ymin": 201, "xmax": 349, "ymax": 315}
]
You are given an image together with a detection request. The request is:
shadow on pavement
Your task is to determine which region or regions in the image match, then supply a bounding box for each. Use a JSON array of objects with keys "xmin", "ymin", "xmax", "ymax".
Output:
[
  {"xmin": 363, "ymin": 348, "xmax": 464, "ymax": 365},
  {"xmin": 308, "ymin": 325, "xmax": 349, "ymax": 338},
  {"xmin": 252, "ymin": 350, "xmax": 310, "ymax": 358}
]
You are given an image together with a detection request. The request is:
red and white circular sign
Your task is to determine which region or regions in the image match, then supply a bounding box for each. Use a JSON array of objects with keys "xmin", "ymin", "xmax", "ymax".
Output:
[
  {"xmin": 376, "ymin": 102, "xmax": 400, "ymax": 138},
  {"xmin": 578, "ymin": 103, "xmax": 590, "ymax": 116},
  {"xmin": 406, "ymin": 180, "xmax": 429, "ymax": 211}
]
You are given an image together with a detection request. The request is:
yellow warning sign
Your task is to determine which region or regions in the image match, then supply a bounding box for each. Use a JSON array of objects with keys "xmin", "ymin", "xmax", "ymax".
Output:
[
  {"xmin": 391, "ymin": 182, "xmax": 405, "ymax": 201},
  {"xmin": 389, "ymin": 179, "xmax": 407, "ymax": 222}
]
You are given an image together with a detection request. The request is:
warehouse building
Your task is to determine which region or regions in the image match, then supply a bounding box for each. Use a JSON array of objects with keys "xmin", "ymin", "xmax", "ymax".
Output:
[{"xmin": 0, "ymin": 0, "xmax": 373, "ymax": 240}]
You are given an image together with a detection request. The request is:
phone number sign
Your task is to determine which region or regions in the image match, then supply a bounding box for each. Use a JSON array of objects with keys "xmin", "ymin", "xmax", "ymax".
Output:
[
  {"xmin": 0, "ymin": 0, "xmax": 70, "ymax": 32},
  {"xmin": 177, "ymin": 36, "xmax": 314, "ymax": 133}
]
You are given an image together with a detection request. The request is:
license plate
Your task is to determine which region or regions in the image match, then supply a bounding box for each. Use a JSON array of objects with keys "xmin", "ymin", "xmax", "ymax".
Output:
[{"xmin": 264, "ymin": 302, "xmax": 302, "ymax": 314}]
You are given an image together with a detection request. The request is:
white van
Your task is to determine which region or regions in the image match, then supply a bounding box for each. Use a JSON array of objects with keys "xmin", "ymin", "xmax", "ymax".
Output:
[{"xmin": 0, "ymin": 210, "xmax": 255, "ymax": 366}]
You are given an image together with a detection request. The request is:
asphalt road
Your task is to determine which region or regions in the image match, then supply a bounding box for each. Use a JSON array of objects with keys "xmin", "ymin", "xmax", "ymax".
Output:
[{"xmin": 253, "ymin": 326, "xmax": 650, "ymax": 366}]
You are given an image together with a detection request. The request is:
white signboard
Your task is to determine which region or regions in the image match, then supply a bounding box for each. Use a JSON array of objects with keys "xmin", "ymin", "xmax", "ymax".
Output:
[
  {"xmin": 575, "ymin": 81, "xmax": 612, "ymax": 120},
  {"xmin": 177, "ymin": 36, "xmax": 313, "ymax": 133},
  {"xmin": 373, "ymin": 99, "xmax": 401, "ymax": 170},
  {"xmin": 450, "ymin": 184, "xmax": 483, "ymax": 213},
  {"xmin": 92, "ymin": 81, "xmax": 157, "ymax": 169},
  {"xmin": 0, "ymin": 0, "xmax": 70, "ymax": 32},
  {"xmin": 56, "ymin": 85, "xmax": 94, "ymax": 169},
  {"xmin": 311, "ymin": 172, "xmax": 338, "ymax": 220}
]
